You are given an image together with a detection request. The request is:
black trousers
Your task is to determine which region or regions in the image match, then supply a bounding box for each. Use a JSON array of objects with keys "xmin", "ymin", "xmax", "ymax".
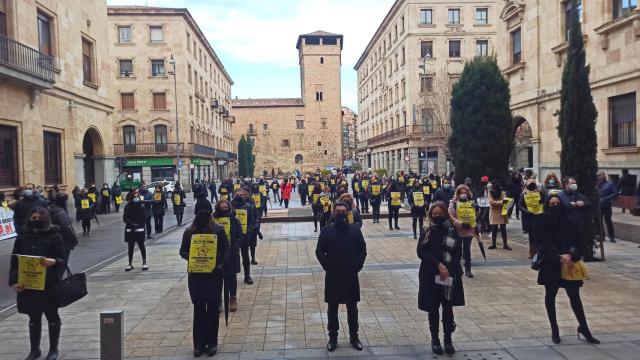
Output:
[
  {"xmin": 327, "ymin": 302, "xmax": 359, "ymax": 339},
  {"xmin": 81, "ymin": 219, "xmax": 91, "ymax": 233},
  {"xmin": 600, "ymin": 205, "xmax": 615, "ymax": 240},
  {"xmin": 114, "ymin": 202, "xmax": 120, "ymax": 212},
  {"xmin": 428, "ymin": 302, "xmax": 454, "ymax": 342},
  {"xmin": 192, "ymin": 294, "xmax": 222, "ymax": 350},
  {"xmin": 153, "ymin": 215, "xmax": 164, "ymax": 233},
  {"xmin": 371, "ymin": 201, "xmax": 381, "ymax": 221},
  {"xmin": 354, "ymin": 194, "xmax": 360, "ymax": 209},
  {"xmin": 241, "ymin": 243, "xmax": 251, "ymax": 278},
  {"xmin": 273, "ymin": 191, "xmax": 280, "ymax": 203},
  {"xmin": 102, "ymin": 199, "xmax": 111, "ymax": 213},
  {"xmin": 211, "ymin": 193, "xmax": 218, "ymax": 204},
  {"xmin": 283, "ymin": 199, "xmax": 289, "ymax": 208},
  {"xmin": 491, "ymin": 224, "xmax": 507, "ymax": 246},
  {"xmin": 28, "ymin": 308, "xmax": 61, "ymax": 351},
  {"xmin": 360, "ymin": 196, "xmax": 369, "ymax": 213},
  {"xmin": 127, "ymin": 240, "xmax": 147, "ymax": 264},
  {"xmin": 544, "ymin": 284, "xmax": 590, "ymax": 332},
  {"xmin": 300, "ymin": 194, "xmax": 307, "ymax": 206},
  {"xmin": 461, "ymin": 237, "xmax": 472, "ymax": 271},
  {"xmin": 388, "ymin": 205, "xmax": 400, "ymax": 228},
  {"xmin": 145, "ymin": 216, "xmax": 152, "ymax": 236},
  {"xmin": 175, "ymin": 209, "xmax": 184, "ymax": 225},
  {"xmin": 412, "ymin": 215, "xmax": 424, "ymax": 237}
]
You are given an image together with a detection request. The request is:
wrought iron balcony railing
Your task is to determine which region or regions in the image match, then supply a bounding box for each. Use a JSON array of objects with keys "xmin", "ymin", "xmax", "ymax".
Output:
[
  {"xmin": 114, "ymin": 143, "xmax": 179, "ymax": 155},
  {"xmin": 0, "ymin": 34, "xmax": 55, "ymax": 86}
]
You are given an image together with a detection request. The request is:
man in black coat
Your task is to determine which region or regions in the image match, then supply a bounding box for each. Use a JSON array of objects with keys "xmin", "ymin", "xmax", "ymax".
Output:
[
  {"xmin": 315, "ymin": 201, "xmax": 367, "ymax": 352},
  {"xmin": 13, "ymin": 183, "xmax": 48, "ymax": 234},
  {"xmin": 47, "ymin": 193, "xmax": 78, "ymax": 267}
]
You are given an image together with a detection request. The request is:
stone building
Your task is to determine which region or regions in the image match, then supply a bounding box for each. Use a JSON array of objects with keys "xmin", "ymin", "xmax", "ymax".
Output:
[
  {"xmin": 231, "ymin": 31, "xmax": 344, "ymax": 175},
  {"xmin": 108, "ymin": 6, "xmax": 235, "ymax": 190},
  {"xmin": 342, "ymin": 106, "xmax": 358, "ymax": 161},
  {"xmin": 355, "ymin": 0, "xmax": 497, "ymax": 175},
  {"xmin": 497, "ymin": 0, "xmax": 639, "ymax": 184},
  {"xmin": 0, "ymin": 0, "xmax": 115, "ymax": 194}
]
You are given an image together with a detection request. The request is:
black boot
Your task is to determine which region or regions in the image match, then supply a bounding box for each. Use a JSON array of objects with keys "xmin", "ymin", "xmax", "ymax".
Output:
[
  {"xmin": 551, "ymin": 324, "xmax": 561, "ymax": 344},
  {"xmin": 26, "ymin": 320, "xmax": 42, "ymax": 360},
  {"xmin": 443, "ymin": 333, "xmax": 455, "ymax": 354},
  {"xmin": 45, "ymin": 322, "xmax": 60, "ymax": 360},
  {"xmin": 394, "ymin": 218, "xmax": 400, "ymax": 230},
  {"xmin": 577, "ymin": 327, "xmax": 600, "ymax": 344},
  {"xmin": 350, "ymin": 336, "xmax": 363, "ymax": 351},
  {"xmin": 327, "ymin": 338, "xmax": 337, "ymax": 352}
]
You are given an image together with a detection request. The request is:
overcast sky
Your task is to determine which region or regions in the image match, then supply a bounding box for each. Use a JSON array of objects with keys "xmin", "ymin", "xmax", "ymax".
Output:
[{"xmin": 106, "ymin": 0, "xmax": 393, "ymax": 112}]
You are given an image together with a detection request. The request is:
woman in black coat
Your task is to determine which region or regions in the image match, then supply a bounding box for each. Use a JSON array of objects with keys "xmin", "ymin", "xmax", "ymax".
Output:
[
  {"xmin": 417, "ymin": 201, "xmax": 464, "ymax": 355},
  {"xmin": 386, "ymin": 181, "xmax": 403, "ymax": 230},
  {"xmin": 171, "ymin": 183, "xmax": 187, "ymax": 226},
  {"xmin": 180, "ymin": 210, "xmax": 229, "ymax": 357},
  {"xmin": 535, "ymin": 195, "xmax": 599, "ymax": 345},
  {"xmin": 75, "ymin": 189, "xmax": 95, "ymax": 236},
  {"xmin": 213, "ymin": 199, "xmax": 242, "ymax": 312},
  {"xmin": 151, "ymin": 185, "xmax": 167, "ymax": 234},
  {"xmin": 9, "ymin": 207, "xmax": 66, "ymax": 360},
  {"xmin": 123, "ymin": 191, "xmax": 148, "ymax": 272},
  {"xmin": 408, "ymin": 182, "xmax": 427, "ymax": 239}
]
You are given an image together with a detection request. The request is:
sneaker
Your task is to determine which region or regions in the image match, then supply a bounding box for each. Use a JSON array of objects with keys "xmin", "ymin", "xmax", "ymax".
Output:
[
  {"xmin": 125, "ymin": 265, "xmax": 134, "ymax": 272},
  {"xmin": 142, "ymin": 263, "xmax": 149, "ymax": 271}
]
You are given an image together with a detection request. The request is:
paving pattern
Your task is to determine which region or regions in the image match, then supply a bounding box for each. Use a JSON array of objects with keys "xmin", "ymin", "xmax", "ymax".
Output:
[{"xmin": 1, "ymin": 215, "xmax": 640, "ymax": 360}]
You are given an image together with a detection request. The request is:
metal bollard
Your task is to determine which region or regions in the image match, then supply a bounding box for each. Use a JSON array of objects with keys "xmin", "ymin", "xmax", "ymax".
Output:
[{"xmin": 100, "ymin": 310, "xmax": 124, "ymax": 360}]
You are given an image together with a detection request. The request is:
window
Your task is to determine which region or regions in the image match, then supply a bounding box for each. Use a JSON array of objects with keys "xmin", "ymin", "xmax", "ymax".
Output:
[
  {"xmin": 401, "ymin": 46, "xmax": 406, "ymax": 64},
  {"xmin": 422, "ymin": 108, "xmax": 434, "ymax": 133},
  {"xmin": 118, "ymin": 26, "xmax": 131, "ymax": 43},
  {"xmin": 511, "ymin": 29, "xmax": 522, "ymax": 64},
  {"xmin": 151, "ymin": 59, "xmax": 165, "ymax": 76},
  {"xmin": 122, "ymin": 125, "xmax": 136, "ymax": 153},
  {"xmin": 315, "ymin": 91, "xmax": 323, "ymax": 101},
  {"xmin": 476, "ymin": 40, "xmax": 488, "ymax": 56},
  {"xmin": 613, "ymin": 0, "xmax": 637, "ymax": 19},
  {"xmin": 323, "ymin": 37, "xmax": 338, "ymax": 45},
  {"xmin": 401, "ymin": 78, "xmax": 406, "ymax": 98},
  {"xmin": 610, "ymin": 92, "xmax": 636, "ymax": 147},
  {"xmin": 282, "ymin": 139, "xmax": 290, "ymax": 147},
  {"xmin": 320, "ymin": 56, "xmax": 324, "ymax": 64},
  {"xmin": 121, "ymin": 93, "xmax": 135, "ymax": 110},
  {"xmin": 475, "ymin": 8, "xmax": 488, "ymax": 25},
  {"xmin": 119, "ymin": 59, "xmax": 133, "ymax": 76},
  {"xmin": 449, "ymin": 40, "xmax": 461, "ymax": 57},
  {"xmin": 324, "ymin": 150, "xmax": 328, "ymax": 155},
  {"xmin": 154, "ymin": 124, "xmax": 168, "ymax": 151},
  {"xmin": 321, "ymin": 118, "xmax": 327, "ymax": 128},
  {"xmin": 420, "ymin": 9, "xmax": 432, "ymax": 24},
  {"xmin": 394, "ymin": 24, "xmax": 398, "ymax": 40},
  {"xmin": 401, "ymin": 15, "xmax": 405, "ymax": 31},
  {"xmin": 263, "ymin": 123, "xmax": 268, "ymax": 130},
  {"xmin": 149, "ymin": 26, "xmax": 163, "ymax": 43},
  {"xmin": 37, "ymin": 12, "xmax": 53, "ymax": 56},
  {"xmin": 420, "ymin": 40, "xmax": 433, "ymax": 58},
  {"xmin": 420, "ymin": 75, "xmax": 433, "ymax": 93},
  {"xmin": 317, "ymin": 141, "xmax": 322, "ymax": 146},
  {"xmin": 305, "ymin": 37, "xmax": 320, "ymax": 45},
  {"xmin": 82, "ymin": 38, "xmax": 94, "ymax": 83},
  {"xmin": 189, "ymin": 96, "xmax": 193, "ymax": 113},
  {"xmin": 153, "ymin": 92, "xmax": 166, "ymax": 110},
  {"xmin": 296, "ymin": 120, "xmax": 304, "ymax": 129},
  {"xmin": 448, "ymin": 9, "xmax": 460, "ymax": 24},
  {"xmin": 564, "ymin": 0, "xmax": 583, "ymax": 41},
  {"xmin": 0, "ymin": 125, "xmax": 19, "ymax": 188},
  {"xmin": 42, "ymin": 132, "xmax": 62, "ymax": 184},
  {"xmin": 295, "ymin": 154, "xmax": 304, "ymax": 164}
]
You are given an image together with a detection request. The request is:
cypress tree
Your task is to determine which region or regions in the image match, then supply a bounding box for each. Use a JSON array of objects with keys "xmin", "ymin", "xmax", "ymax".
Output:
[
  {"xmin": 238, "ymin": 135, "xmax": 247, "ymax": 177},
  {"xmin": 246, "ymin": 137, "xmax": 255, "ymax": 177},
  {"xmin": 557, "ymin": 0, "xmax": 598, "ymax": 258},
  {"xmin": 448, "ymin": 56, "xmax": 513, "ymax": 189}
]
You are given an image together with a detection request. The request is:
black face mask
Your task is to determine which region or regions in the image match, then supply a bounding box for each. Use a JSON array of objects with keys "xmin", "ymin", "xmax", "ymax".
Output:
[
  {"xmin": 547, "ymin": 206, "xmax": 562, "ymax": 218},
  {"xmin": 217, "ymin": 210, "xmax": 230, "ymax": 217},
  {"xmin": 28, "ymin": 220, "xmax": 45, "ymax": 230},
  {"xmin": 334, "ymin": 214, "xmax": 348, "ymax": 228},
  {"xmin": 233, "ymin": 197, "xmax": 244, "ymax": 205},
  {"xmin": 527, "ymin": 183, "xmax": 537, "ymax": 191},
  {"xmin": 432, "ymin": 216, "xmax": 447, "ymax": 226}
]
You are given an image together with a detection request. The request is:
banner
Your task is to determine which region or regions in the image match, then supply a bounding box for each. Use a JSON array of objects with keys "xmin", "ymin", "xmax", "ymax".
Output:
[
  {"xmin": 423, "ymin": 185, "xmax": 431, "ymax": 195},
  {"xmin": 87, "ymin": 193, "xmax": 96, "ymax": 202},
  {"xmin": 236, "ymin": 209, "xmax": 248, "ymax": 234},
  {"xmin": 259, "ymin": 184, "xmax": 267, "ymax": 195},
  {"xmin": 153, "ymin": 192, "xmax": 162, "ymax": 201},
  {"xmin": 233, "ymin": 183, "xmax": 241, "ymax": 190},
  {"xmin": 320, "ymin": 197, "xmax": 332, "ymax": 212},
  {"xmin": 354, "ymin": 183, "xmax": 360, "ymax": 192},
  {"xmin": 173, "ymin": 194, "xmax": 180, "ymax": 206},
  {"xmin": 413, "ymin": 192, "xmax": 425, "ymax": 207},
  {"xmin": 361, "ymin": 180, "xmax": 369, "ymax": 189},
  {"xmin": 187, "ymin": 234, "xmax": 218, "ymax": 273},
  {"xmin": 215, "ymin": 217, "xmax": 231, "ymax": 243},
  {"xmin": 0, "ymin": 203, "xmax": 17, "ymax": 241},
  {"xmin": 16, "ymin": 255, "xmax": 46, "ymax": 290},
  {"xmin": 391, "ymin": 192, "xmax": 401, "ymax": 206},
  {"xmin": 456, "ymin": 201, "xmax": 476, "ymax": 227},
  {"xmin": 115, "ymin": 195, "xmax": 123, "ymax": 205},
  {"xmin": 371, "ymin": 185, "xmax": 381, "ymax": 196},
  {"xmin": 524, "ymin": 192, "xmax": 543, "ymax": 215},
  {"xmin": 502, "ymin": 197, "xmax": 514, "ymax": 216},
  {"xmin": 102, "ymin": 190, "xmax": 109, "ymax": 197},
  {"xmin": 252, "ymin": 194, "xmax": 261, "ymax": 208},
  {"xmin": 80, "ymin": 199, "xmax": 90, "ymax": 209},
  {"xmin": 308, "ymin": 185, "xmax": 314, "ymax": 194},
  {"xmin": 313, "ymin": 194, "xmax": 320, "ymax": 204},
  {"xmin": 347, "ymin": 212, "xmax": 354, "ymax": 224}
]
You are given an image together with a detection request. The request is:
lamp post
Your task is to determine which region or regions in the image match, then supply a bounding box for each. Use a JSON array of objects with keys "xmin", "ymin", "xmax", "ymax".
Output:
[
  {"xmin": 418, "ymin": 53, "xmax": 432, "ymax": 175},
  {"xmin": 169, "ymin": 54, "xmax": 180, "ymax": 184}
]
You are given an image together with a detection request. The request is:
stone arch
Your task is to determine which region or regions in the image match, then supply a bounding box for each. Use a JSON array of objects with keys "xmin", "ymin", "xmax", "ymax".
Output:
[
  {"xmin": 295, "ymin": 154, "xmax": 304, "ymax": 164},
  {"xmin": 81, "ymin": 127, "xmax": 105, "ymax": 186},
  {"xmin": 511, "ymin": 115, "xmax": 533, "ymax": 170}
]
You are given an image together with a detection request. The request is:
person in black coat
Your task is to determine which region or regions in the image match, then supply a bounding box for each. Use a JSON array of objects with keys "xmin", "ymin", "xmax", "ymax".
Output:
[
  {"xmin": 75, "ymin": 189, "xmax": 95, "ymax": 236},
  {"xmin": 518, "ymin": 179, "xmax": 545, "ymax": 259},
  {"xmin": 100, "ymin": 183, "xmax": 111, "ymax": 214},
  {"xmin": 138, "ymin": 185, "xmax": 154, "ymax": 239},
  {"xmin": 13, "ymin": 183, "xmax": 49, "ymax": 234},
  {"xmin": 151, "ymin": 185, "xmax": 168, "ymax": 234},
  {"xmin": 386, "ymin": 181, "xmax": 403, "ymax": 230},
  {"xmin": 123, "ymin": 191, "xmax": 148, "ymax": 271},
  {"xmin": 208, "ymin": 180, "xmax": 218, "ymax": 204},
  {"xmin": 432, "ymin": 178, "xmax": 454, "ymax": 208},
  {"xmin": 9, "ymin": 207, "xmax": 66, "ymax": 360},
  {"xmin": 111, "ymin": 183, "xmax": 123, "ymax": 212},
  {"xmin": 535, "ymin": 195, "xmax": 599, "ymax": 345},
  {"xmin": 298, "ymin": 178, "xmax": 309, "ymax": 206},
  {"xmin": 315, "ymin": 201, "xmax": 367, "ymax": 352},
  {"xmin": 368, "ymin": 176, "xmax": 383, "ymax": 223},
  {"xmin": 171, "ymin": 183, "xmax": 187, "ymax": 226},
  {"xmin": 213, "ymin": 198, "xmax": 242, "ymax": 312},
  {"xmin": 180, "ymin": 210, "xmax": 229, "ymax": 357},
  {"xmin": 417, "ymin": 201, "xmax": 464, "ymax": 355},
  {"xmin": 408, "ymin": 182, "xmax": 427, "ymax": 239},
  {"xmin": 231, "ymin": 188, "xmax": 256, "ymax": 284},
  {"xmin": 47, "ymin": 193, "xmax": 78, "ymax": 270},
  {"xmin": 194, "ymin": 185, "xmax": 213, "ymax": 215}
]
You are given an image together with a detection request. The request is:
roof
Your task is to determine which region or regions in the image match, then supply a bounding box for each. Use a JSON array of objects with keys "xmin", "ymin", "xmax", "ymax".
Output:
[
  {"xmin": 354, "ymin": 0, "xmax": 403, "ymax": 70},
  {"xmin": 296, "ymin": 30, "xmax": 344, "ymax": 50},
  {"xmin": 107, "ymin": 6, "xmax": 233, "ymax": 85},
  {"xmin": 231, "ymin": 98, "xmax": 304, "ymax": 108}
]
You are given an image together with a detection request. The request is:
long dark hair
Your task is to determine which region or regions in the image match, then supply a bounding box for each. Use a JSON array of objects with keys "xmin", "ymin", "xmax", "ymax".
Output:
[{"xmin": 419, "ymin": 201, "xmax": 450, "ymax": 246}]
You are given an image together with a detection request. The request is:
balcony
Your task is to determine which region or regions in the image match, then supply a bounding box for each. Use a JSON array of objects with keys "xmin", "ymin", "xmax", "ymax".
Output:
[
  {"xmin": 247, "ymin": 128, "xmax": 257, "ymax": 136},
  {"xmin": 218, "ymin": 106, "xmax": 227, "ymax": 115},
  {"xmin": 356, "ymin": 140, "xmax": 369, "ymax": 151},
  {"xmin": 223, "ymin": 131, "xmax": 233, "ymax": 140},
  {"xmin": 114, "ymin": 142, "xmax": 180, "ymax": 155},
  {"xmin": 188, "ymin": 143, "xmax": 216, "ymax": 157},
  {"xmin": 0, "ymin": 34, "xmax": 55, "ymax": 88},
  {"xmin": 210, "ymin": 98, "xmax": 219, "ymax": 109},
  {"xmin": 367, "ymin": 124, "xmax": 449, "ymax": 147}
]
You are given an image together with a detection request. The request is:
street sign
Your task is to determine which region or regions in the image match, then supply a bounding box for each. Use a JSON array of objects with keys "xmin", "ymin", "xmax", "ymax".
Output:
[
  {"xmin": 115, "ymin": 157, "xmax": 127, "ymax": 167},
  {"xmin": 404, "ymin": 155, "xmax": 410, "ymax": 162}
]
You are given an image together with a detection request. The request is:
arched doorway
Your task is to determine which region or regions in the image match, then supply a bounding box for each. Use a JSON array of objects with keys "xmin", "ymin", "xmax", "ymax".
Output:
[
  {"xmin": 82, "ymin": 128, "xmax": 104, "ymax": 186},
  {"xmin": 294, "ymin": 154, "xmax": 304, "ymax": 164},
  {"xmin": 512, "ymin": 116, "xmax": 533, "ymax": 170}
]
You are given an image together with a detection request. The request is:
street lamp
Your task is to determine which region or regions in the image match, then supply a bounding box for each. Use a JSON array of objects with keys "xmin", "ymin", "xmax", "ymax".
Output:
[
  {"xmin": 169, "ymin": 54, "xmax": 181, "ymax": 184},
  {"xmin": 418, "ymin": 53, "xmax": 431, "ymax": 174}
]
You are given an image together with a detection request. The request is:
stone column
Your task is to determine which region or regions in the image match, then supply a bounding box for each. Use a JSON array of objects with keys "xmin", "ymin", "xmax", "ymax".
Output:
[
  {"xmin": 74, "ymin": 154, "xmax": 86, "ymax": 187},
  {"xmin": 400, "ymin": 148, "xmax": 405, "ymax": 171}
]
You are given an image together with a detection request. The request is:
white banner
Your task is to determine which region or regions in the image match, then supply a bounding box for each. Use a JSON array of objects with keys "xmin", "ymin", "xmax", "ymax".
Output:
[{"xmin": 0, "ymin": 205, "xmax": 17, "ymax": 241}]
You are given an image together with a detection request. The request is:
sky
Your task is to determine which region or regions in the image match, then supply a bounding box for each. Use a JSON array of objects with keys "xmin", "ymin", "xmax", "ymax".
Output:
[{"xmin": 106, "ymin": 0, "xmax": 393, "ymax": 112}]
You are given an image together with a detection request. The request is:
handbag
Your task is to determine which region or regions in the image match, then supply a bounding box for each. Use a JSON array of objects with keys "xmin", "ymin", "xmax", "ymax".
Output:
[
  {"xmin": 54, "ymin": 266, "xmax": 88, "ymax": 307},
  {"xmin": 561, "ymin": 260, "xmax": 588, "ymax": 281},
  {"xmin": 530, "ymin": 253, "xmax": 543, "ymax": 271}
]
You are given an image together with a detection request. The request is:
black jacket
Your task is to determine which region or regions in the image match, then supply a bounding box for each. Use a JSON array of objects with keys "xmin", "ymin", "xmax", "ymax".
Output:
[
  {"xmin": 535, "ymin": 211, "xmax": 583, "ymax": 288},
  {"xmin": 13, "ymin": 196, "xmax": 48, "ymax": 231},
  {"xmin": 432, "ymin": 187, "xmax": 454, "ymax": 207},
  {"xmin": 47, "ymin": 204, "xmax": 78, "ymax": 251},
  {"xmin": 315, "ymin": 223, "xmax": 367, "ymax": 303},
  {"xmin": 151, "ymin": 191, "xmax": 168, "ymax": 216},
  {"xmin": 123, "ymin": 202, "xmax": 146, "ymax": 242},
  {"xmin": 231, "ymin": 198, "xmax": 257, "ymax": 239},
  {"xmin": 619, "ymin": 174, "xmax": 636, "ymax": 196},
  {"xmin": 9, "ymin": 226, "xmax": 66, "ymax": 314},
  {"xmin": 214, "ymin": 212, "xmax": 243, "ymax": 273},
  {"xmin": 75, "ymin": 194, "xmax": 95, "ymax": 221}
]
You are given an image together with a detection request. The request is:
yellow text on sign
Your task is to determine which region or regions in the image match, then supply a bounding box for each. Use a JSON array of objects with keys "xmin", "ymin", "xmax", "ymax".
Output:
[
  {"xmin": 17, "ymin": 255, "xmax": 46, "ymax": 290},
  {"xmin": 236, "ymin": 209, "xmax": 248, "ymax": 234},
  {"xmin": 413, "ymin": 192, "xmax": 424, "ymax": 207},
  {"xmin": 457, "ymin": 201, "xmax": 476, "ymax": 228}
]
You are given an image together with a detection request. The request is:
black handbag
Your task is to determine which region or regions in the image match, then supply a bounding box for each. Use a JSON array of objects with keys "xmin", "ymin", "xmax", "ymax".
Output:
[
  {"xmin": 531, "ymin": 253, "xmax": 543, "ymax": 271},
  {"xmin": 54, "ymin": 266, "xmax": 88, "ymax": 307}
]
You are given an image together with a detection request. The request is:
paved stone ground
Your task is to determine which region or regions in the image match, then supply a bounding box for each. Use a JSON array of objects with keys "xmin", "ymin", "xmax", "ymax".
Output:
[{"xmin": 1, "ymin": 216, "xmax": 640, "ymax": 360}]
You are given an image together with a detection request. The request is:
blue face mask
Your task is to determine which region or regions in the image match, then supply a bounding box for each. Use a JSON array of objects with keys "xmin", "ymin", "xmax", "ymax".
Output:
[{"xmin": 443, "ymin": 184, "xmax": 451, "ymax": 190}]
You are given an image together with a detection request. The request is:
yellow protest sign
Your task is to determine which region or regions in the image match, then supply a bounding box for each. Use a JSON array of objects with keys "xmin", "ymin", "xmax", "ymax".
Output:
[
  {"xmin": 502, "ymin": 197, "xmax": 514, "ymax": 216},
  {"xmin": 347, "ymin": 212, "xmax": 354, "ymax": 224},
  {"xmin": 102, "ymin": 190, "xmax": 109, "ymax": 197},
  {"xmin": 153, "ymin": 192, "xmax": 162, "ymax": 201},
  {"xmin": 236, "ymin": 209, "xmax": 248, "ymax": 234},
  {"xmin": 431, "ymin": 181, "xmax": 437, "ymax": 189},
  {"xmin": 354, "ymin": 183, "xmax": 360, "ymax": 192},
  {"xmin": 16, "ymin": 255, "xmax": 46, "ymax": 290},
  {"xmin": 259, "ymin": 185, "xmax": 267, "ymax": 195},
  {"xmin": 320, "ymin": 197, "xmax": 332, "ymax": 212},
  {"xmin": 215, "ymin": 217, "xmax": 231, "ymax": 243},
  {"xmin": 371, "ymin": 184, "xmax": 381, "ymax": 195},
  {"xmin": 81, "ymin": 199, "xmax": 90, "ymax": 209},
  {"xmin": 524, "ymin": 192, "xmax": 543, "ymax": 215},
  {"xmin": 423, "ymin": 185, "xmax": 431, "ymax": 195},
  {"xmin": 233, "ymin": 183, "xmax": 241, "ymax": 190},
  {"xmin": 413, "ymin": 192, "xmax": 425, "ymax": 207},
  {"xmin": 88, "ymin": 193, "xmax": 96, "ymax": 202},
  {"xmin": 252, "ymin": 194, "xmax": 261, "ymax": 208},
  {"xmin": 115, "ymin": 195, "xmax": 123, "ymax": 205},
  {"xmin": 173, "ymin": 194, "xmax": 180, "ymax": 206},
  {"xmin": 220, "ymin": 194, "xmax": 228, "ymax": 200},
  {"xmin": 408, "ymin": 178, "xmax": 415, "ymax": 186},
  {"xmin": 313, "ymin": 194, "xmax": 320, "ymax": 204},
  {"xmin": 399, "ymin": 177, "xmax": 405, "ymax": 183},
  {"xmin": 456, "ymin": 201, "xmax": 476, "ymax": 227},
  {"xmin": 187, "ymin": 234, "xmax": 217, "ymax": 273},
  {"xmin": 361, "ymin": 180, "xmax": 369, "ymax": 189},
  {"xmin": 308, "ymin": 185, "xmax": 314, "ymax": 194},
  {"xmin": 391, "ymin": 192, "xmax": 401, "ymax": 206},
  {"xmin": 330, "ymin": 179, "xmax": 336, "ymax": 185}
]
